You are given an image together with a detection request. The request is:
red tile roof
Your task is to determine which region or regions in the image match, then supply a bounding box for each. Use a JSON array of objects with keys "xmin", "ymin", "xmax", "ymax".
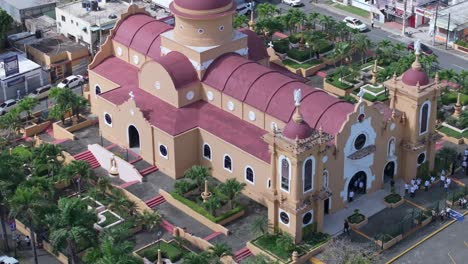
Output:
[
  {"xmin": 129, "ymin": 20, "xmax": 172, "ymax": 56},
  {"xmin": 157, "ymin": 52, "xmax": 199, "ymax": 89},
  {"xmin": 92, "ymin": 56, "xmax": 139, "ymax": 87},
  {"xmin": 100, "ymin": 86, "xmax": 270, "ymax": 163},
  {"xmin": 113, "ymin": 14, "xmax": 155, "ymax": 46},
  {"xmin": 238, "ymin": 28, "xmax": 269, "ymax": 61}
]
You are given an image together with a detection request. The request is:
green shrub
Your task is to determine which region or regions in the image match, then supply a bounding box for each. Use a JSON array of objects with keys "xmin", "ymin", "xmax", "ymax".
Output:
[
  {"xmin": 318, "ymin": 43, "xmax": 334, "ymax": 54},
  {"xmin": 287, "ymin": 48, "xmax": 311, "ymax": 62},
  {"xmin": 455, "ymin": 39, "xmax": 468, "ymax": 48},
  {"xmin": 273, "ymin": 39, "xmax": 289, "ymax": 54},
  {"xmin": 441, "ymin": 92, "xmax": 468, "ymax": 106},
  {"xmin": 138, "ymin": 241, "xmax": 185, "ymax": 262},
  {"xmin": 339, "ymin": 95, "xmax": 358, "ymax": 104},
  {"xmin": 288, "ymin": 34, "xmax": 300, "ymax": 44},
  {"xmin": 384, "ymin": 193, "xmax": 402, "ymax": 204},
  {"xmin": 348, "ymin": 210, "xmax": 365, "ymax": 224}
]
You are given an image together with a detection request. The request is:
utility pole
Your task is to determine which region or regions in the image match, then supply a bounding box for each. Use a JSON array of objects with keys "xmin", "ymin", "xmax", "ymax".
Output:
[
  {"xmin": 401, "ymin": 0, "xmax": 408, "ymax": 36},
  {"xmin": 445, "ymin": 13, "xmax": 451, "ymax": 50},
  {"xmin": 432, "ymin": 1, "xmax": 439, "ymax": 45}
]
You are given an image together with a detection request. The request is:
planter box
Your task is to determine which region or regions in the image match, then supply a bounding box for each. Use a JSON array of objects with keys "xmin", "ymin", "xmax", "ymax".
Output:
[
  {"xmin": 247, "ymin": 241, "xmax": 286, "ymax": 263},
  {"xmin": 217, "ymin": 209, "xmax": 245, "ymax": 225},
  {"xmin": 414, "ymin": 216, "xmax": 431, "ymax": 226},
  {"xmin": 348, "ymin": 216, "xmax": 368, "ymax": 229},
  {"xmin": 375, "ymin": 234, "xmax": 403, "ymax": 250},
  {"xmin": 440, "ymin": 133, "xmax": 465, "ymax": 145},
  {"xmin": 21, "ymin": 120, "xmax": 51, "ymax": 137},
  {"xmin": 53, "ymin": 115, "xmax": 95, "ymax": 140},
  {"xmin": 454, "ymin": 44, "xmax": 468, "ymax": 54},
  {"xmin": 384, "ymin": 197, "xmax": 404, "ymax": 208},
  {"xmin": 323, "ymin": 79, "xmax": 355, "ymax": 97}
]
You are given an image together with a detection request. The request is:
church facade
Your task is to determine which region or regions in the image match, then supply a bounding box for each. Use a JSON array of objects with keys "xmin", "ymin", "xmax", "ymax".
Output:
[{"xmin": 88, "ymin": 0, "xmax": 440, "ymax": 242}]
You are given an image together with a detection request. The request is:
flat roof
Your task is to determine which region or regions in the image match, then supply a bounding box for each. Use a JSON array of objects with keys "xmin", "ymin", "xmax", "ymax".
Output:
[
  {"xmin": 1, "ymin": 0, "xmax": 56, "ymax": 10},
  {"xmin": 57, "ymin": 0, "xmax": 160, "ymax": 26},
  {"xmin": 16, "ymin": 33, "xmax": 88, "ymax": 55},
  {"xmin": 436, "ymin": 1, "xmax": 468, "ymax": 31},
  {"xmin": 0, "ymin": 51, "xmax": 41, "ymax": 80}
]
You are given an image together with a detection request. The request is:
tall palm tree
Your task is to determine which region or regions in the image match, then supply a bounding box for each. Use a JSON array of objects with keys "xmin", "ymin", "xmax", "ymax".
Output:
[
  {"xmin": 256, "ymin": 3, "xmax": 278, "ymax": 19},
  {"xmin": 61, "ymin": 160, "xmax": 96, "ymax": 194},
  {"xmin": 49, "ymin": 87, "xmax": 74, "ymax": 124},
  {"xmin": 183, "ymin": 252, "xmax": 212, "ymax": 264},
  {"xmin": 458, "ymin": 70, "xmax": 468, "ymax": 92},
  {"xmin": 319, "ymin": 15, "xmax": 334, "ymax": 35},
  {"xmin": 203, "ymin": 195, "xmax": 222, "ymax": 216},
  {"xmin": 46, "ymin": 198, "xmax": 98, "ymax": 264},
  {"xmin": 218, "ymin": 178, "xmax": 246, "ymax": 209},
  {"xmin": 233, "ymin": 15, "xmax": 249, "ymax": 29},
  {"xmin": 438, "ymin": 69, "xmax": 459, "ymax": 85},
  {"xmin": 334, "ymin": 65, "xmax": 350, "ymax": 85},
  {"xmin": 31, "ymin": 143, "xmax": 64, "ymax": 177},
  {"xmin": 352, "ymin": 34, "xmax": 372, "ymax": 64},
  {"xmin": 9, "ymin": 186, "xmax": 49, "ymax": 264},
  {"xmin": 392, "ymin": 42, "xmax": 407, "ymax": 58},
  {"xmin": 332, "ymin": 42, "xmax": 351, "ymax": 67},
  {"xmin": 17, "ymin": 97, "xmax": 39, "ymax": 121},
  {"xmin": 419, "ymin": 54, "xmax": 438, "ymax": 76},
  {"xmin": 185, "ymin": 165, "xmax": 210, "ymax": 192},
  {"xmin": 305, "ymin": 12, "xmax": 320, "ymax": 30},
  {"xmin": 108, "ymin": 189, "xmax": 137, "ymax": 216},
  {"xmin": 83, "ymin": 234, "xmax": 142, "ymax": 264},
  {"xmin": 137, "ymin": 210, "xmax": 161, "ymax": 233},
  {"xmin": 209, "ymin": 243, "xmax": 233, "ymax": 259}
]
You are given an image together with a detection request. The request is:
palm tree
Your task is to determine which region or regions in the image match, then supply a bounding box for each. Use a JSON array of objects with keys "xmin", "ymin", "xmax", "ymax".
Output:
[
  {"xmin": 61, "ymin": 160, "xmax": 96, "ymax": 194},
  {"xmin": 31, "ymin": 143, "xmax": 64, "ymax": 177},
  {"xmin": 332, "ymin": 42, "xmax": 351, "ymax": 67},
  {"xmin": 419, "ymin": 54, "xmax": 438, "ymax": 76},
  {"xmin": 0, "ymin": 109, "xmax": 23, "ymax": 141},
  {"xmin": 49, "ymin": 87, "xmax": 74, "ymax": 124},
  {"xmin": 436, "ymin": 147, "xmax": 458, "ymax": 170},
  {"xmin": 96, "ymin": 176, "xmax": 112, "ymax": 195},
  {"xmin": 458, "ymin": 70, "xmax": 468, "ymax": 92},
  {"xmin": 185, "ymin": 165, "xmax": 210, "ymax": 192},
  {"xmin": 275, "ymin": 233, "xmax": 295, "ymax": 253},
  {"xmin": 70, "ymin": 94, "xmax": 88, "ymax": 120},
  {"xmin": 46, "ymin": 197, "xmax": 98, "ymax": 264},
  {"xmin": 306, "ymin": 12, "xmax": 320, "ymax": 30},
  {"xmin": 208, "ymin": 243, "xmax": 233, "ymax": 259},
  {"xmin": 203, "ymin": 195, "xmax": 222, "ymax": 216},
  {"xmin": 281, "ymin": 8, "xmax": 305, "ymax": 34},
  {"xmin": 137, "ymin": 210, "xmax": 161, "ymax": 233},
  {"xmin": 319, "ymin": 15, "xmax": 334, "ymax": 35},
  {"xmin": 9, "ymin": 186, "xmax": 49, "ymax": 264},
  {"xmin": 438, "ymin": 69, "xmax": 459, "ymax": 85},
  {"xmin": 108, "ymin": 189, "xmax": 137, "ymax": 216},
  {"xmin": 255, "ymin": 17, "xmax": 284, "ymax": 43},
  {"xmin": 256, "ymin": 3, "xmax": 278, "ymax": 19},
  {"xmin": 83, "ymin": 232, "xmax": 142, "ymax": 264},
  {"xmin": 218, "ymin": 178, "xmax": 246, "ymax": 209},
  {"xmin": 183, "ymin": 252, "xmax": 212, "ymax": 264},
  {"xmin": 392, "ymin": 42, "xmax": 407, "ymax": 58},
  {"xmin": 251, "ymin": 216, "xmax": 269, "ymax": 236},
  {"xmin": 233, "ymin": 15, "xmax": 249, "ymax": 29},
  {"xmin": 352, "ymin": 34, "xmax": 372, "ymax": 64},
  {"xmin": 17, "ymin": 97, "xmax": 39, "ymax": 121},
  {"xmin": 334, "ymin": 66, "xmax": 350, "ymax": 85}
]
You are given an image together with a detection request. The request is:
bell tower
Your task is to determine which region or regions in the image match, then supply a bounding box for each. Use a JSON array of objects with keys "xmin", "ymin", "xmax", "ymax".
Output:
[
  {"xmin": 263, "ymin": 89, "xmax": 333, "ymax": 243},
  {"xmin": 384, "ymin": 40, "xmax": 441, "ymax": 183},
  {"xmin": 160, "ymin": 0, "xmax": 248, "ymax": 78}
]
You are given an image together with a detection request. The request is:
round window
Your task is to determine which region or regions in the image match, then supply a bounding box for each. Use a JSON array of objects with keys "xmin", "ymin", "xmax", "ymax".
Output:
[
  {"xmin": 159, "ymin": 145, "xmax": 168, "ymax": 157},
  {"xmin": 207, "ymin": 91, "xmax": 214, "ymax": 101},
  {"xmin": 219, "ymin": 25, "xmax": 225, "ymax": 31},
  {"xmin": 133, "ymin": 55, "xmax": 139, "ymax": 65},
  {"xmin": 186, "ymin": 91, "xmax": 194, "ymax": 100},
  {"xmin": 104, "ymin": 113, "xmax": 112, "ymax": 125},
  {"xmin": 354, "ymin": 134, "xmax": 366, "ymax": 150},
  {"xmin": 280, "ymin": 212, "xmax": 289, "ymax": 225},
  {"xmin": 227, "ymin": 101, "xmax": 235, "ymax": 111},
  {"xmin": 417, "ymin": 153, "xmax": 426, "ymax": 164},
  {"xmin": 197, "ymin": 28, "xmax": 204, "ymax": 34},
  {"xmin": 248, "ymin": 111, "xmax": 256, "ymax": 121},
  {"xmin": 358, "ymin": 114, "xmax": 365, "ymax": 122},
  {"xmin": 116, "ymin": 47, "xmax": 123, "ymax": 56},
  {"xmin": 95, "ymin": 85, "xmax": 101, "ymax": 95},
  {"xmin": 302, "ymin": 212, "xmax": 312, "ymax": 225}
]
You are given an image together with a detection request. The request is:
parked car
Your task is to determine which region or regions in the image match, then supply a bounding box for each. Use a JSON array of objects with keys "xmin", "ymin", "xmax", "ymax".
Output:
[
  {"xmin": 282, "ymin": 0, "xmax": 302, "ymax": 7},
  {"xmin": 343, "ymin": 16, "xmax": 368, "ymax": 32},
  {"xmin": 0, "ymin": 99, "xmax": 18, "ymax": 115},
  {"xmin": 0, "ymin": 255, "xmax": 19, "ymax": 264},
  {"xmin": 57, "ymin": 75, "xmax": 84, "ymax": 89},
  {"xmin": 236, "ymin": 0, "xmax": 254, "ymax": 16},
  {"xmin": 28, "ymin": 85, "xmax": 52, "ymax": 100},
  {"xmin": 407, "ymin": 41, "xmax": 435, "ymax": 56}
]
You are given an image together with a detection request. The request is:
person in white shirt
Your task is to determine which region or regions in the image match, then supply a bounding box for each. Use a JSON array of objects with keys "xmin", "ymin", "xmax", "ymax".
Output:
[
  {"xmin": 410, "ymin": 186, "xmax": 415, "ymax": 198},
  {"xmin": 424, "ymin": 180, "xmax": 430, "ymax": 192},
  {"xmin": 359, "ymin": 181, "xmax": 364, "ymax": 193},
  {"xmin": 349, "ymin": 190, "xmax": 355, "ymax": 202},
  {"xmin": 444, "ymin": 182, "xmax": 449, "ymax": 192},
  {"xmin": 440, "ymin": 174, "xmax": 446, "ymax": 187},
  {"xmin": 404, "ymin": 183, "xmax": 409, "ymax": 194},
  {"xmin": 430, "ymin": 176, "xmax": 435, "ymax": 184},
  {"xmin": 416, "ymin": 178, "xmax": 422, "ymax": 186},
  {"xmin": 446, "ymin": 178, "xmax": 451, "ymax": 186},
  {"xmin": 411, "ymin": 179, "xmax": 415, "ymax": 186}
]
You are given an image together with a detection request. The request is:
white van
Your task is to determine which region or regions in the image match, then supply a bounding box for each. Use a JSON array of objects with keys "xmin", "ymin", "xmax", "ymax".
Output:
[{"xmin": 0, "ymin": 255, "xmax": 19, "ymax": 264}]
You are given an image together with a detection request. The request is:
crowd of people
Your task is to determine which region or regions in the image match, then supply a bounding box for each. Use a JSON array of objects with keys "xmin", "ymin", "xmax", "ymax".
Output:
[
  {"xmin": 404, "ymin": 169, "xmax": 452, "ymax": 198},
  {"xmin": 461, "ymin": 148, "xmax": 468, "ymax": 174}
]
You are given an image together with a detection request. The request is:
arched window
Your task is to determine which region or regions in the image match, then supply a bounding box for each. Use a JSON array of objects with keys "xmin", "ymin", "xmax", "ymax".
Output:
[
  {"xmin": 223, "ymin": 155, "xmax": 232, "ymax": 172},
  {"xmin": 203, "ymin": 144, "xmax": 211, "ymax": 160},
  {"xmin": 245, "ymin": 166, "xmax": 254, "ymax": 184},
  {"xmin": 323, "ymin": 170, "xmax": 329, "ymax": 188},
  {"xmin": 95, "ymin": 85, "xmax": 101, "ymax": 95},
  {"xmin": 388, "ymin": 138, "xmax": 396, "ymax": 157},
  {"xmin": 420, "ymin": 102, "xmax": 430, "ymax": 134},
  {"xmin": 303, "ymin": 157, "xmax": 315, "ymax": 193},
  {"xmin": 267, "ymin": 178, "xmax": 271, "ymax": 189},
  {"xmin": 280, "ymin": 157, "xmax": 290, "ymax": 191}
]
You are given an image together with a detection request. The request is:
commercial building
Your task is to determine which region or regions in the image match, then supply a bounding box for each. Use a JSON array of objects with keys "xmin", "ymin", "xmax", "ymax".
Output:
[
  {"xmin": 0, "ymin": 51, "xmax": 49, "ymax": 102},
  {"xmin": 0, "ymin": 0, "xmax": 57, "ymax": 25},
  {"xmin": 433, "ymin": 1, "xmax": 468, "ymax": 44},
  {"xmin": 55, "ymin": 0, "xmax": 168, "ymax": 55},
  {"xmin": 89, "ymin": 1, "xmax": 439, "ymax": 242}
]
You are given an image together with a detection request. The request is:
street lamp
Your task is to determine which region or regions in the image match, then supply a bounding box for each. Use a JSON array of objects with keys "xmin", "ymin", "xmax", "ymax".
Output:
[{"xmin": 305, "ymin": 42, "xmax": 311, "ymax": 61}]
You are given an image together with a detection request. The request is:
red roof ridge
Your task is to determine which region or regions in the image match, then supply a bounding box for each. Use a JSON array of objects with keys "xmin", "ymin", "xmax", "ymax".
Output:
[{"xmin": 285, "ymin": 89, "xmax": 326, "ymax": 122}]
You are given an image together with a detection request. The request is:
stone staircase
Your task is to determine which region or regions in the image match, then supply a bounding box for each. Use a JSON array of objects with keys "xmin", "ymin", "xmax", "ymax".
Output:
[
  {"xmin": 234, "ymin": 247, "xmax": 253, "ymax": 263},
  {"xmin": 73, "ymin": 150, "xmax": 100, "ymax": 169}
]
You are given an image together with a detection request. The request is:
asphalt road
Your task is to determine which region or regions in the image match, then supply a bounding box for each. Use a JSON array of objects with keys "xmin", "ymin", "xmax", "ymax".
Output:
[
  {"xmin": 393, "ymin": 218, "xmax": 468, "ymax": 264},
  {"xmin": 274, "ymin": 1, "xmax": 468, "ymax": 72}
]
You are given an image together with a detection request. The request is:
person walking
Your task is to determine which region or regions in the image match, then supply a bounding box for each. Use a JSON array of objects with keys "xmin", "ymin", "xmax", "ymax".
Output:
[
  {"xmin": 410, "ymin": 186, "xmax": 415, "ymax": 198},
  {"xmin": 416, "ymin": 178, "xmax": 422, "ymax": 186},
  {"xmin": 404, "ymin": 183, "xmax": 409, "ymax": 194},
  {"xmin": 444, "ymin": 182, "xmax": 449, "ymax": 192},
  {"xmin": 344, "ymin": 220, "xmax": 350, "ymax": 234},
  {"xmin": 371, "ymin": 17, "xmax": 374, "ymax": 28},
  {"xmin": 25, "ymin": 236, "xmax": 31, "ymax": 247},
  {"xmin": 430, "ymin": 175, "xmax": 435, "ymax": 184},
  {"xmin": 440, "ymin": 173, "xmax": 446, "ymax": 187},
  {"xmin": 424, "ymin": 180, "xmax": 430, "ymax": 192},
  {"xmin": 349, "ymin": 190, "xmax": 355, "ymax": 202},
  {"xmin": 446, "ymin": 177, "xmax": 451, "ymax": 187},
  {"xmin": 359, "ymin": 180, "xmax": 364, "ymax": 194},
  {"xmin": 411, "ymin": 178, "xmax": 415, "ymax": 186}
]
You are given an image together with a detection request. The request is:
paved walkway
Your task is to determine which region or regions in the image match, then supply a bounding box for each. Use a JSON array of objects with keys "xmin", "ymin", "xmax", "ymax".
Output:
[{"xmin": 324, "ymin": 187, "xmax": 389, "ymax": 236}]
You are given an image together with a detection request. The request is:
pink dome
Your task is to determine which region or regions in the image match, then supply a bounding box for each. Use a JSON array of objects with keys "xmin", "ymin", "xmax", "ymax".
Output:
[
  {"xmin": 401, "ymin": 68, "xmax": 430, "ymax": 86},
  {"xmin": 173, "ymin": 0, "xmax": 233, "ymax": 11},
  {"xmin": 283, "ymin": 120, "xmax": 313, "ymax": 140}
]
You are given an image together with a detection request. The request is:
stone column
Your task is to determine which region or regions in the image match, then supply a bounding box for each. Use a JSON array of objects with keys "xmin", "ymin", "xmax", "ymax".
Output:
[
  {"xmin": 269, "ymin": 144, "xmax": 278, "ymax": 195},
  {"xmin": 315, "ymin": 198, "xmax": 325, "ymax": 232}
]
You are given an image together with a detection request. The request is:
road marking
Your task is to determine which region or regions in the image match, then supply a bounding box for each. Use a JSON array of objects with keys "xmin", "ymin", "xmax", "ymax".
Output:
[
  {"xmin": 448, "ymin": 251, "xmax": 456, "ymax": 264},
  {"xmin": 464, "ymin": 241, "xmax": 468, "ymax": 248},
  {"xmin": 452, "ymin": 64, "xmax": 465, "ymax": 70},
  {"xmin": 404, "ymin": 199, "xmax": 427, "ymax": 211}
]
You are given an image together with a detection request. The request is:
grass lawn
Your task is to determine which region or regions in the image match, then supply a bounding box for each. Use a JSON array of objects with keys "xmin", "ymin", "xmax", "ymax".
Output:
[
  {"xmin": 83, "ymin": 197, "xmax": 101, "ymax": 208},
  {"xmin": 301, "ymin": 232, "xmax": 330, "ymax": 251},
  {"xmin": 334, "ymin": 3, "xmax": 370, "ymax": 18},
  {"xmin": 326, "ymin": 75, "xmax": 354, "ymax": 90},
  {"xmin": 253, "ymin": 234, "xmax": 301, "ymax": 261},
  {"xmin": 363, "ymin": 85, "xmax": 384, "ymax": 94},
  {"xmin": 283, "ymin": 59, "xmax": 321, "ymax": 69},
  {"xmin": 138, "ymin": 241, "xmax": 187, "ymax": 262},
  {"xmin": 441, "ymin": 91, "xmax": 468, "ymax": 105},
  {"xmin": 438, "ymin": 126, "xmax": 468, "ymax": 139},
  {"xmin": 100, "ymin": 211, "xmax": 120, "ymax": 227},
  {"xmin": 353, "ymin": 89, "xmax": 389, "ymax": 102}
]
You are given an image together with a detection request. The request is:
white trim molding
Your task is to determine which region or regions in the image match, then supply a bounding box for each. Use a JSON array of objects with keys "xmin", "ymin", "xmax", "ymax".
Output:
[
  {"xmin": 279, "ymin": 155, "xmax": 291, "ymax": 193},
  {"xmin": 419, "ymin": 101, "xmax": 431, "ymax": 135},
  {"xmin": 302, "ymin": 156, "xmax": 315, "ymax": 193}
]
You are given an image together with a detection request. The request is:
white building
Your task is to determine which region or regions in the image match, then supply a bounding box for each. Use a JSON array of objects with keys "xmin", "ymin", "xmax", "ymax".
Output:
[{"xmin": 55, "ymin": 0, "xmax": 167, "ymax": 55}]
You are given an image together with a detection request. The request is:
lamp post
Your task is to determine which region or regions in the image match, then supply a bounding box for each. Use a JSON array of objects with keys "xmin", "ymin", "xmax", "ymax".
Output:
[
  {"xmin": 401, "ymin": 0, "xmax": 408, "ymax": 36},
  {"xmin": 305, "ymin": 42, "xmax": 311, "ymax": 62}
]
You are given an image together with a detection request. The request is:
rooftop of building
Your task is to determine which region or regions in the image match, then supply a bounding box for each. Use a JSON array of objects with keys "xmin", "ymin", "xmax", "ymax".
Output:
[
  {"xmin": 9, "ymin": 31, "xmax": 88, "ymax": 55},
  {"xmin": 1, "ymin": 0, "xmax": 56, "ymax": 10},
  {"xmin": 0, "ymin": 51, "xmax": 41, "ymax": 80},
  {"xmin": 57, "ymin": 0, "xmax": 164, "ymax": 26},
  {"xmin": 436, "ymin": 1, "xmax": 468, "ymax": 30}
]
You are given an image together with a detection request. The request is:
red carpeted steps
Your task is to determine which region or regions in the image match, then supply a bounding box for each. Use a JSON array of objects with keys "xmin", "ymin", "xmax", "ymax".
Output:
[
  {"xmin": 145, "ymin": 195, "xmax": 166, "ymax": 208},
  {"xmin": 139, "ymin": 165, "xmax": 158, "ymax": 176},
  {"xmin": 73, "ymin": 150, "xmax": 100, "ymax": 169},
  {"xmin": 234, "ymin": 247, "xmax": 252, "ymax": 263},
  {"xmin": 203, "ymin": 232, "xmax": 223, "ymax": 241},
  {"xmin": 119, "ymin": 180, "xmax": 139, "ymax": 189},
  {"xmin": 160, "ymin": 219, "xmax": 174, "ymax": 233}
]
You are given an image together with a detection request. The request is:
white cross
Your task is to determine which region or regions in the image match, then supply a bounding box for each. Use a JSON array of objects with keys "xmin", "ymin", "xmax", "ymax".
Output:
[{"xmin": 129, "ymin": 91, "xmax": 134, "ymax": 100}]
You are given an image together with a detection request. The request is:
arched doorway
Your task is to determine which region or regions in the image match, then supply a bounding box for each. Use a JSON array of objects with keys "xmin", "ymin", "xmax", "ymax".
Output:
[
  {"xmin": 384, "ymin": 162, "xmax": 395, "ymax": 183},
  {"xmin": 348, "ymin": 171, "xmax": 367, "ymax": 199},
  {"xmin": 128, "ymin": 125, "xmax": 140, "ymax": 149}
]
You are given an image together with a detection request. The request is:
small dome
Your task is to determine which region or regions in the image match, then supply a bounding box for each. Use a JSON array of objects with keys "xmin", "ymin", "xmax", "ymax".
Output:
[
  {"xmin": 173, "ymin": 0, "xmax": 233, "ymax": 11},
  {"xmin": 401, "ymin": 68, "xmax": 430, "ymax": 86},
  {"xmin": 283, "ymin": 119, "xmax": 313, "ymax": 140}
]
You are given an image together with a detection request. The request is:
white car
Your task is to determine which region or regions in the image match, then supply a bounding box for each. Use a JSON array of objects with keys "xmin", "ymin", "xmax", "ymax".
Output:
[
  {"xmin": 28, "ymin": 85, "xmax": 52, "ymax": 100},
  {"xmin": 236, "ymin": 0, "xmax": 254, "ymax": 16},
  {"xmin": 57, "ymin": 75, "xmax": 84, "ymax": 89},
  {"xmin": 282, "ymin": 0, "xmax": 302, "ymax": 7},
  {"xmin": 343, "ymin": 16, "xmax": 368, "ymax": 32},
  {"xmin": 0, "ymin": 255, "xmax": 19, "ymax": 264},
  {"xmin": 0, "ymin": 99, "xmax": 18, "ymax": 115}
]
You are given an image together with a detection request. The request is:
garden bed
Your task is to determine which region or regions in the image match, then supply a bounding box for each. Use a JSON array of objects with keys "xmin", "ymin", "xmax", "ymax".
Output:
[
  {"xmin": 438, "ymin": 126, "xmax": 468, "ymax": 141},
  {"xmin": 441, "ymin": 91, "xmax": 468, "ymax": 105},
  {"xmin": 251, "ymin": 234, "xmax": 305, "ymax": 262},
  {"xmin": 82, "ymin": 196, "xmax": 106, "ymax": 213},
  {"xmin": 135, "ymin": 239, "xmax": 189, "ymax": 263},
  {"xmin": 384, "ymin": 193, "xmax": 403, "ymax": 208},
  {"xmin": 95, "ymin": 209, "xmax": 123, "ymax": 230},
  {"xmin": 347, "ymin": 212, "xmax": 367, "ymax": 229},
  {"xmin": 375, "ymin": 234, "xmax": 403, "ymax": 250}
]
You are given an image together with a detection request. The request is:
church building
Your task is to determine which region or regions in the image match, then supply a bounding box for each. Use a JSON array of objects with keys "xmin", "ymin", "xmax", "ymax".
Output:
[{"xmin": 87, "ymin": 0, "xmax": 440, "ymax": 242}]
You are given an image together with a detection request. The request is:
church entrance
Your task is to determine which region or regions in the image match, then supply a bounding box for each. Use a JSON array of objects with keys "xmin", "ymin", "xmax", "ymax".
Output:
[
  {"xmin": 384, "ymin": 162, "xmax": 395, "ymax": 183},
  {"xmin": 348, "ymin": 171, "xmax": 367, "ymax": 201},
  {"xmin": 324, "ymin": 199, "xmax": 330, "ymax": 215},
  {"xmin": 128, "ymin": 125, "xmax": 140, "ymax": 149}
]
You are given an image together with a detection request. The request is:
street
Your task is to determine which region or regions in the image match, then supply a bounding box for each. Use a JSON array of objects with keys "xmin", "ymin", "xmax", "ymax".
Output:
[{"xmin": 274, "ymin": 1, "xmax": 468, "ymax": 72}]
